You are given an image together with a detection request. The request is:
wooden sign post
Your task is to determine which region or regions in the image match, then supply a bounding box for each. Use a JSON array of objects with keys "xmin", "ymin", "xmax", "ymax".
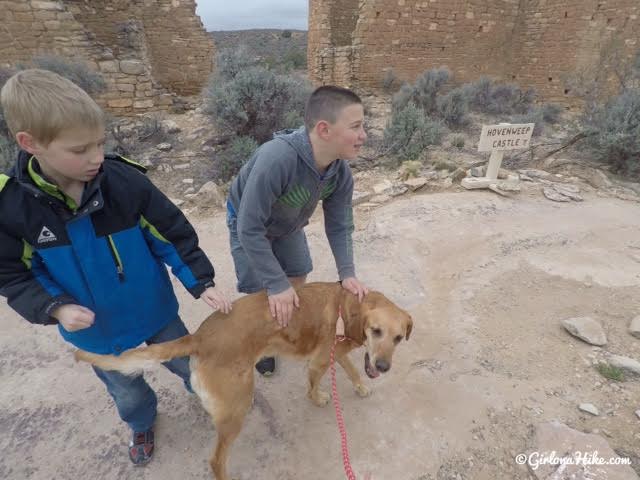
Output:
[{"xmin": 461, "ymin": 122, "xmax": 535, "ymax": 190}]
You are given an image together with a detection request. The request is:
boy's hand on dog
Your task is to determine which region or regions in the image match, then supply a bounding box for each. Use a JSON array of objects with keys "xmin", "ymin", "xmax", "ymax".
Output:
[
  {"xmin": 341, "ymin": 277, "xmax": 369, "ymax": 302},
  {"xmin": 52, "ymin": 304, "xmax": 95, "ymax": 331},
  {"xmin": 201, "ymin": 286, "xmax": 232, "ymax": 314},
  {"xmin": 268, "ymin": 287, "xmax": 299, "ymax": 328}
]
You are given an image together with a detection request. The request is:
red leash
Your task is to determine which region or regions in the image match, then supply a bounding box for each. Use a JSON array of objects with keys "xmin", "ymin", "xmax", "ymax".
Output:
[
  {"xmin": 330, "ymin": 333, "xmax": 357, "ymax": 480},
  {"xmin": 331, "ymin": 306, "xmax": 367, "ymax": 480}
]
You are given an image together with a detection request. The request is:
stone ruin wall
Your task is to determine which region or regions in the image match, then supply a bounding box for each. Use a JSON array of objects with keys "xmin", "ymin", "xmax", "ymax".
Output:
[
  {"xmin": 309, "ymin": 0, "xmax": 639, "ymax": 104},
  {"xmin": 0, "ymin": 0, "xmax": 214, "ymax": 115}
]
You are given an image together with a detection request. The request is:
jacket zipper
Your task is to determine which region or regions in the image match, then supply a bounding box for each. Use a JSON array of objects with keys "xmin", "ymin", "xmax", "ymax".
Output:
[{"xmin": 106, "ymin": 235, "xmax": 125, "ymax": 282}]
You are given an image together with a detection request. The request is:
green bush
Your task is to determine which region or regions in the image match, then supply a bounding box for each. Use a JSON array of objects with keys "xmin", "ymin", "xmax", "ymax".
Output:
[
  {"xmin": 214, "ymin": 46, "xmax": 257, "ymax": 82},
  {"xmin": 596, "ymin": 362, "xmax": 625, "ymax": 382},
  {"xmin": 382, "ymin": 69, "xmax": 399, "ymax": 93},
  {"xmin": 205, "ymin": 66, "xmax": 311, "ymax": 143},
  {"xmin": 282, "ymin": 49, "xmax": 307, "ymax": 70},
  {"xmin": 0, "ymin": 66, "xmax": 15, "ymax": 138},
  {"xmin": 583, "ymin": 88, "xmax": 640, "ymax": 175},
  {"xmin": 0, "ymin": 135, "xmax": 17, "ymax": 173},
  {"xmin": 22, "ymin": 55, "xmax": 106, "ymax": 95},
  {"xmin": 216, "ymin": 135, "xmax": 259, "ymax": 182},
  {"xmin": 507, "ymin": 102, "xmax": 563, "ymax": 137},
  {"xmin": 450, "ymin": 134, "xmax": 465, "ymax": 149},
  {"xmin": 0, "ymin": 66, "xmax": 16, "ymax": 171},
  {"xmin": 392, "ymin": 67, "xmax": 451, "ymax": 114},
  {"xmin": 540, "ymin": 103, "xmax": 563, "ymax": 124},
  {"xmin": 461, "ymin": 76, "xmax": 535, "ymax": 115},
  {"xmin": 437, "ymin": 89, "xmax": 469, "ymax": 127},
  {"xmin": 509, "ymin": 108, "xmax": 545, "ymax": 137},
  {"xmin": 383, "ymin": 102, "xmax": 446, "ymax": 163},
  {"xmin": 391, "ymin": 83, "xmax": 415, "ymax": 112}
]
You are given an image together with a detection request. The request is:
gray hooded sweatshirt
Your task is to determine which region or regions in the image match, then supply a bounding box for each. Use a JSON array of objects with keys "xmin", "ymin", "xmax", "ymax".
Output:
[{"xmin": 228, "ymin": 127, "xmax": 355, "ymax": 295}]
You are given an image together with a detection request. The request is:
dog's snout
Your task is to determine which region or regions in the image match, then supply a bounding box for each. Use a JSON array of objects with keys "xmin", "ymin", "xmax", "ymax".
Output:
[{"xmin": 375, "ymin": 359, "xmax": 390, "ymax": 373}]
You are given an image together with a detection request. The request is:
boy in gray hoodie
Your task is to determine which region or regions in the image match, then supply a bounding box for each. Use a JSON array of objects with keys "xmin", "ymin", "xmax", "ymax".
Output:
[{"xmin": 226, "ymin": 85, "xmax": 369, "ymax": 375}]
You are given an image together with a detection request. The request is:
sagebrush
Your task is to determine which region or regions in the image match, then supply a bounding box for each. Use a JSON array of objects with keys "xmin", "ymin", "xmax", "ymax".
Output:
[
  {"xmin": 383, "ymin": 102, "xmax": 445, "ymax": 163},
  {"xmin": 583, "ymin": 88, "xmax": 640, "ymax": 175},
  {"xmin": 216, "ymin": 136, "xmax": 259, "ymax": 182},
  {"xmin": 205, "ymin": 65, "xmax": 310, "ymax": 144}
]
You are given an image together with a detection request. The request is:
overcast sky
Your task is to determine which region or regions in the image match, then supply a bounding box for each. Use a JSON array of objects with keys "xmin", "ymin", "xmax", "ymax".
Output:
[{"xmin": 196, "ymin": 0, "xmax": 308, "ymax": 31}]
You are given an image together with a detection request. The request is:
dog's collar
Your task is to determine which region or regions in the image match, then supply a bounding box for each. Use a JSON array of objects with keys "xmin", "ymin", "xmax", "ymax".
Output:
[
  {"xmin": 335, "ymin": 304, "xmax": 362, "ymax": 345},
  {"xmin": 336, "ymin": 306, "xmax": 346, "ymax": 337}
]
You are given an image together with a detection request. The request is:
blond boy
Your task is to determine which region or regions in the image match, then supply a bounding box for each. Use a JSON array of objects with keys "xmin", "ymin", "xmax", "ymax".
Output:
[{"xmin": 0, "ymin": 69, "xmax": 230, "ymax": 465}]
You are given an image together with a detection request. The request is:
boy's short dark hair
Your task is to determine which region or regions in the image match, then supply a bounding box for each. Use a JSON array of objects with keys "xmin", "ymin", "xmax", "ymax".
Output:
[{"xmin": 304, "ymin": 85, "xmax": 362, "ymax": 130}]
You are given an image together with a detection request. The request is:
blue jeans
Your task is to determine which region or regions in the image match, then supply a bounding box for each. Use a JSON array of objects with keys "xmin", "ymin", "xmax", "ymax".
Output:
[
  {"xmin": 226, "ymin": 210, "xmax": 313, "ymax": 294},
  {"xmin": 92, "ymin": 317, "xmax": 192, "ymax": 433}
]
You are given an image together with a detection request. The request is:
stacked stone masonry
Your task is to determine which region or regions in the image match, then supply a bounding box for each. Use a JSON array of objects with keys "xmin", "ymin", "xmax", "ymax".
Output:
[
  {"xmin": 0, "ymin": 0, "xmax": 214, "ymax": 115},
  {"xmin": 309, "ymin": 0, "xmax": 639, "ymax": 104}
]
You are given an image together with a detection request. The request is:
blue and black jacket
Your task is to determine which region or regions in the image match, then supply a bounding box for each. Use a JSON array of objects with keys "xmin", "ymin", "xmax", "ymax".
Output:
[{"xmin": 0, "ymin": 151, "xmax": 215, "ymax": 354}]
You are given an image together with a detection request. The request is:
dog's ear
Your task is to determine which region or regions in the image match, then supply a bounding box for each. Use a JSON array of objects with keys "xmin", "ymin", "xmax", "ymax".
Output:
[
  {"xmin": 404, "ymin": 314, "xmax": 413, "ymax": 341},
  {"xmin": 344, "ymin": 294, "xmax": 367, "ymax": 344}
]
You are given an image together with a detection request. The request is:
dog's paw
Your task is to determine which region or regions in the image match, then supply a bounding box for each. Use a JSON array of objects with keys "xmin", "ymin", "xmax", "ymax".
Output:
[
  {"xmin": 355, "ymin": 383, "xmax": 371, "ymax": 398},
  {"xmin": 309, "ymin": 389, "xmax": 330, "ymax": 407}
]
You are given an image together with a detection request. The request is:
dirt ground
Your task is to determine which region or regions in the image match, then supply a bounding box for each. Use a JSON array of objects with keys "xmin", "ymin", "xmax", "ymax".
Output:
[{"xmin": 1, "ymin": 182, "xmax": 640, "ymax": 479}]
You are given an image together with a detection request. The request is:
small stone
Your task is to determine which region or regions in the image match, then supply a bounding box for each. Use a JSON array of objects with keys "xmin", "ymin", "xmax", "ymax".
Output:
[
  {"xmin": 388, "ymin": 185, "xmax": 408, "ymax": 197},
  {"xmin": 352, "ymin": 190, "xmax": 372, "ymax": 205},
  {"xmin": 451, "ymin": 168, "xmax": 467, "ymax": 182},
  {"xmin": 182, "ymin": 178, "xmax": 194, "ymax": 184},
  {"xmin": 579, "ymin": 403, "xmax": 599, "ymax": 416},
  {"xmin": 195, "ymin": 181, "xmax": 225, "ymax": 206},
  {"xmin": 169, "ymin": 197, "xmax": 184, "ymax": 207},
  {"xmin": 543, "ymin": 186, "xmax": 570, "ymax": 202},
  {"xmin": 120, "ymin": 59, "xmax": 145, "ymax": 75},
  {"xmin": 372, "ymin": 180, "xmax": 393, "ymax": 194},
  {"xmin": 635, "ymin": 410, "xmax": 640, "ymax": 420},
  {"xmin": 173, "ymin": 163, "xmax": 189, "ymax": 170},
  {"xmin": 162, "ymin": 120, "xmax": 181, "ymax": 134},
  {"xmin": 369, "ymin": 194, "xmax": 391, "ymax": 204},
  {"xmin": 403, "ymin": 177, "xmax": 428, "ymax": 191},
  {"xmin": 562, "ymin": 317, "xmax": 607, "ymax": 346},
  {"xmin": 488, "ymin": 184, "xmax": 511, "ymax": 197},
  {"xmin": 519, "ymin": 168, "xmax": 551, "ymax": 179},
  {"xmin": 156, "ymin": 143, "xmax": 172, "ymax": 152},
  {"xmin": 629, "ymin": 316, "xmax": 640, "ymax": 339},
  {"xmin": 31, "ymin": 1, "xmax": 65, "ymax": 11},
  {"xmin": 469, "ymin": 166, "xmax": 485, "ymax": 177},
  {"xmin": 553, "ymin": 183, "xmax": 583, "ymax": 201}
]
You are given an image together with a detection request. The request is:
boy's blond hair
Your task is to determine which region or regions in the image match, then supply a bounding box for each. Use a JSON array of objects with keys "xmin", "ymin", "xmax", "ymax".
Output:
[{"xmin": 1, "ymin": 68, "xmax": 104, "ymax": 145}]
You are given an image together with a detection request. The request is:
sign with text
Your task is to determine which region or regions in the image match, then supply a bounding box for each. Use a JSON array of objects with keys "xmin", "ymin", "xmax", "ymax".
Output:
[{"xmin": 477, "ymin": 123, "xmax": 535, "ymax": 152}]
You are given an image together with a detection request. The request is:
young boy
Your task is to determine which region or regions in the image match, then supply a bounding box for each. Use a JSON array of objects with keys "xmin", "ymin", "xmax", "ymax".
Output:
[
  {"xmin": 227, "ymin": 85, "xmax": 369, "ymax": 375},
  {"xmin": 0, "ymin": 69, "xmax": 231, "ymax": 465}
]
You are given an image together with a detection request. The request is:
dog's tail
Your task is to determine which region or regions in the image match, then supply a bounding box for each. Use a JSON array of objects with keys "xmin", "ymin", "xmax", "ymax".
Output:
[{"xmin": 74, "ymin": 334, "xmax": 197, "ymax": 375}]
